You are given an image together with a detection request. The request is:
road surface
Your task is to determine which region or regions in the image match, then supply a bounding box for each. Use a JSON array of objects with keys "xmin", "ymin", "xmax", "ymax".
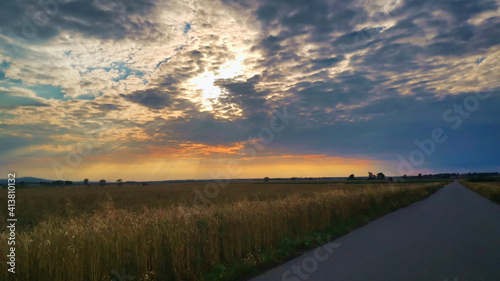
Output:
[{"xmin": 250, "ymin": 180, "xmax": 500, "ymax": 281}]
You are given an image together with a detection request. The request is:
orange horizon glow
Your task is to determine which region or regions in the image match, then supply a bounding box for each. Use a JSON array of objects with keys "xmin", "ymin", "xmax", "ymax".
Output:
[{"xmin": 4, "ymin": 153, "xmax": 391, "ymax": 182}]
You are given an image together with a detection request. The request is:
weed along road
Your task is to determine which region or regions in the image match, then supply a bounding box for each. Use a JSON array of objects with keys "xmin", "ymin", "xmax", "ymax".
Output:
[{"xmin": 250, "ymin": 180, "xmax": 500, "ymax": 281}]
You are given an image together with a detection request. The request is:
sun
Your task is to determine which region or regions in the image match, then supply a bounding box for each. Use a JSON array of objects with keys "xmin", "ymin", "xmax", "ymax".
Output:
[
  {"xmin": 187, "ymin": 57, "xmax": 246, "ymax": 113},
  {"xmin": 190, "ymin": 72, "xmax": 225, "ymax": 106}
]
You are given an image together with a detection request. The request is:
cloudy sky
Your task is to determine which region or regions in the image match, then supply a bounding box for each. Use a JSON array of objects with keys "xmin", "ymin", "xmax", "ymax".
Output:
[{"xmin": 0, "ymin": 0, "xmax": 499, "ymax": 181}]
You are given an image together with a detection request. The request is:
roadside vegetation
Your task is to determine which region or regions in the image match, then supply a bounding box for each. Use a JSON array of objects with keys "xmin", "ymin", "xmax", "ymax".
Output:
[
  {"xmin": 461, "ymin": 178, "xmax": 500, "ymax": 204},
  {"xmin": 0, "ymin": 180, "xmax": 449, "ymax": 281}
]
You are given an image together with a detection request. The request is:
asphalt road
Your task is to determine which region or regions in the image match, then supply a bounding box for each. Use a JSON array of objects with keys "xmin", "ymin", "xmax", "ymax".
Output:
[{"xmin": 250, "ymin": 180, "xmax": 500, "ymax": 281}]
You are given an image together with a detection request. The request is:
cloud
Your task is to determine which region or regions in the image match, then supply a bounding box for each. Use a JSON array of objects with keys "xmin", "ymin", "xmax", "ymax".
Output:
[
  {"xmin": 1, "ymin": 0, "xmax": 500, "ymax": 179},
  {"xmin": 0, "ymin": 0, "xmax": 159, "ymax": 41},
  {"xmin": 120, "ymin": 89, "xmax": 172, "ymax": 109},
  {"xmin": 0, "ymin": 87, "xmax": 49, "ymax": 108},
  {"xmin": 215, "ymin": 75, "xmax": 269, "ymax": 116}
]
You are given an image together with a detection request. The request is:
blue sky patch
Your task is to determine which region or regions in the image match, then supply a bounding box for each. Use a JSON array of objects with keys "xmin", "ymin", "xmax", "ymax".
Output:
[
  {"xmin": 0, "ymin": 80, "xmax": 68, "ymax": 101},
  {"xmin": 111, "ymin": 62, "xmax": 145, "ymax": 82},
  {"xmin": 0, "ymin": 77, "xmax": 24, "ymax": 88},
  {"xmin": 0, "ymin": 61, "xmax": 11, "ymax": 81},
  {"xmin": 27, "ymin": 84, "xmax": 68, "ymax": 100},
  {"xmin": 184, "ymin": 23, "xmax": 191, "ymax": 33},
  {"xmin": 85, "ymin": 62, "xmax": 144, "ymax": 82},
  {"xmin": 0, "ymin": 88, "xmax": 48, "ymax": 107},
  {"xmin": 156, "ymin": 57, "xmax": 172, "ymax": 69},
  {"xmin": 0, "ymin": 61, "xmax": 10, "ymax": 69}
]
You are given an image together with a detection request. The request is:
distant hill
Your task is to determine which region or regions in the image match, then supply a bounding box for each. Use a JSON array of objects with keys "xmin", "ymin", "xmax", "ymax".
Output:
[{"xmin": 0, "ymin": 177, "xmax": 53, "ymax": 184}]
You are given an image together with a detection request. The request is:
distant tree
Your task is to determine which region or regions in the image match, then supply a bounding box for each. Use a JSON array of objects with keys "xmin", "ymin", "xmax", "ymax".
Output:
[
  {"xmin": 99, "ymin": 179, "xmax": 106, "ymax": 186},
  {"xmin": 83, "ymin": 179, "xmax": 89, "ymax": 186},
  {"xmin": 117, "ymin": 179, "xmax": 123, "ymax": 186},
  {"xmin": 64, "ymin": 181, "xmax": 73, "ymax": 186},
  {"xmin": 418, "ymin": 173, "xmax": 422, "ymax": 179},
  {"xmin": 348, "ymin": 174, "xmax": 355, "ymax": 180},
  {"xmin": 264, "ymin": 177, "xmax": 270, "ymax": 182},
  {"xmin": 403, "ymin": 174, "xmax": 408, "ymax": 180},
  {"xmin": 291, "ymin": 177, "xmax": 296, "ymax": 181},
  {"xmin": 368, "ymin": 172, "xmax": 376, "ymax": 180},
  {"xmin": 376, "ymin": 172, "xmax": 386, "ymax": 180},
  {"xmin": 387, "ymin": 177, "xmax": 394, "ymax": 182}
]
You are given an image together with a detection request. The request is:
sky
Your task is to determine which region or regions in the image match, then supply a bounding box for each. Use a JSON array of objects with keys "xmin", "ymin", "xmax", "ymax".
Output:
[{"xmin": 0, "ymin": 0, "xmax": 499, "ymax": 181}]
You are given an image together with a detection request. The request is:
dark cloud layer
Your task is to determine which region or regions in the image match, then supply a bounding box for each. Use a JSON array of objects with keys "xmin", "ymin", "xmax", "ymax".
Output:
[
  {"xmin": 0, "ymin": 0, "xmax": 158, "ymax": 42},
  {"xmin": 121, "ymin": 89, "xmax": 172, "ymax": 110},
  {"xmin": 222, "ymin": 0, "xmax": 500, "ymax": 171}
]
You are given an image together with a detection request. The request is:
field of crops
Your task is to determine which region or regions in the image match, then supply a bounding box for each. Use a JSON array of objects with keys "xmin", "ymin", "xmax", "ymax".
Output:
[{"xmin": 0, "ymin": 180, "xmax": 449, "ymax": 281}]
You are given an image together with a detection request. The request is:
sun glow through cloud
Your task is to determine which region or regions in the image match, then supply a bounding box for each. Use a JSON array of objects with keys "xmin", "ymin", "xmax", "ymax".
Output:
[{"xmin": 187, "ymin": 56, "xmax": 247, "ymax": 114}]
